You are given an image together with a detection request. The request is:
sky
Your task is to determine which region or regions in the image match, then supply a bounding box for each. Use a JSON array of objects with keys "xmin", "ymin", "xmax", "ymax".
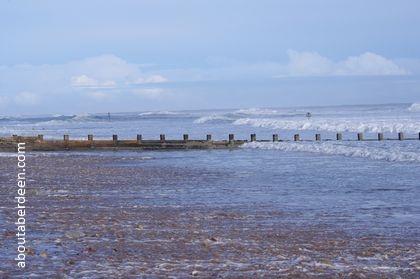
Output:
[{"xmin": 1, "ymin": 0, "xmax": 420, "ymax": 115}]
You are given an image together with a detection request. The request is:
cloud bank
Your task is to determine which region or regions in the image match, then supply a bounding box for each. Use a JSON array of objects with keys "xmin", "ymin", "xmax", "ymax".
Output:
[
  {"xmin": 287, "ymin": 50, "xmax": 408, "ymax": 76},
  {"xmin": 0, "ymin": 51, "xmax": 415, "ymax": 114}
]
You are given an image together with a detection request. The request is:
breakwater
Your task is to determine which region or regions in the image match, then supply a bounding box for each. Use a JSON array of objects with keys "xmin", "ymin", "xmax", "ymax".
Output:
[{"xmin": 1, "ymin": 132, "xmax": 419, "ymax": 152}]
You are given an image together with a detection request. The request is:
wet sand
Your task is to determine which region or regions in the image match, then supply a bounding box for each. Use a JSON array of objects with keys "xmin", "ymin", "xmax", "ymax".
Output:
[{"xmin": 0, "ymin": 153, "xmax": 419, "ymax": 278}]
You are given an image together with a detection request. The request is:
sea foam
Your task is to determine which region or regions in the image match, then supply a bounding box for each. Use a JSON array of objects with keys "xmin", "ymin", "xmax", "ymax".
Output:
[
  {"xmin": 242, "ymin": 141, "xmax": 420, "ymax": 163},
  {"xmin": 233, "ymin": 118, "xmax": 420, "ymax": 133},
  {"xmin": 408, "ymin": 103, "xmax": 420, "ymax": 112}
]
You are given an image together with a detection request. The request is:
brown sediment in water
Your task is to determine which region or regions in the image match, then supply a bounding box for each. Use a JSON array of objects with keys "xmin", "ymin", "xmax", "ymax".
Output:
[{"xmin": 0, "ymin": 155, "xmax": 418, "ymax": 278}]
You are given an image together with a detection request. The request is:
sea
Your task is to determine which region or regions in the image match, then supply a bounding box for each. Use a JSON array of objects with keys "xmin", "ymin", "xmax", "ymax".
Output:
[{"xmin": 0, "ymin": 103, "xmax": 419, "ymax": 277}]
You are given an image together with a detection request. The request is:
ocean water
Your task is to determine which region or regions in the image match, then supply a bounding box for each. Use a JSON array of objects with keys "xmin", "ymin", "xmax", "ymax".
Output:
[
  {"xmin": 2, "ymin": 103, "xmax": 420, "ymax": 141},
  {"xmin": 1, "ymin": 103, "xmax": 419, "ymax": 276}
]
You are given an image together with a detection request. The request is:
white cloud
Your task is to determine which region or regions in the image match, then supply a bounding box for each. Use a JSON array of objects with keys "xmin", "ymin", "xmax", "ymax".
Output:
[
  {"xmin": 288, "ymin": 50, "xmax": 333, "ymax": 76},
  {"xmin": 286, "ymin": 50, "xmax": 408, "ymax": 76},
  {"xmin": 0, "ymin": 52, "xmax": 414, "ymax": 113},
  {"xmin": 338, "ymin": 52, "xmax": 408, "ymax": 75},
  {"xmin": 71, "ymin": 74, "xmax": 117, "ymax": 89},
  {"xmin": 71, "ymin": 75, "xmax": 98, "ymax": 87},
  {"xmin": 67, "ymin": 55, "xmax": 168, "ymax": 87},
  {"xmin": 14, "ymin": 92, "xmax": 38, "ymax": 105}
]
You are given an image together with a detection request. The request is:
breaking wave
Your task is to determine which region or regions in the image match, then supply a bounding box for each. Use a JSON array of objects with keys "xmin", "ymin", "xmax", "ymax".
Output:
[
  {"xmin": 408, "ymin": 103, "xmax": 420, "ymax": 112},
  {"xmin": 234, "ymin": 108, "xmax": 279, "ymax": 116},
  {"xmin": 233, "ymin": 118, "xmax": 420, "ymax": 133},
  {"xmin": 138, "ymin": 111, "xmax": 180, "ymax": 116},
  {"xmin": 242, "ymin": 141, "xmax": 420, "ymax": 163},
  {"xmin": 194, "ymin": 115, "xmax": 235, "ymax": 124}
]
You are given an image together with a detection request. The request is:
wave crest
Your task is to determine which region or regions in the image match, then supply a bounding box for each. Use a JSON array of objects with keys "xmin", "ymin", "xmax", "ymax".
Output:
[
  {"xmin": 408, "ymin": 103, "xmax": 420, "ymax": 112},
  {"xmin": 194, "ymin": 115, "xmax": 234, "ymax": 124},
  {"xmin": 242, "ymin": 141, "xmax": 420, "ymax": 163},
  {"xmin": 233, "ymin": 118, "xmax": 420, "ymax": 133}
]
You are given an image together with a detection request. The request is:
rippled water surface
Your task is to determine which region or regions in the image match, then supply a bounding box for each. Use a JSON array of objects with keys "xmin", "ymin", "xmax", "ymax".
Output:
[{"xmin": 0, "ymin": 148, "xmax": 419, "ymax": 277}]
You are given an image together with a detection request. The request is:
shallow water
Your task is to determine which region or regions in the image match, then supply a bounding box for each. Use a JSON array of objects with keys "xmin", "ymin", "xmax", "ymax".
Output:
[{"xmin": 0, "ymin": 149, "xmax": 419, "ymax": 277}]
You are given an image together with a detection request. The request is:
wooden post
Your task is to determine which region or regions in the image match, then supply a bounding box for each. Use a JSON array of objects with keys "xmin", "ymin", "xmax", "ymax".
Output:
[
  {"xmin": 160, "ymin": 134, "xmax": 166, "ymax": 142},
  {"xmin": 398, "ymin": 132, "xmax": 404, "ymax": 141},
  {"xmin": 137, "ymin": 134, "xmax": 142, "ymax": 144},
  {"xmin": 294, "ymin": 134, "xmax": 300, "ymax": 141},
  {"xmin": 113, "ymin": 134, "xmax": 118, "ymax": 145},
  {"xmin": 250, "ymin": 134, "xmax": 256, "ymax": 142},
  {"xmin": 183, "ymin": 134, "xmax": 189, "ymax": 141},
  {"xmin": 378, "ymin": 133, "xmax": 384, "ymax": 141},
  {"xmin": 336, "ymin": 133, "xmax": 342, "ymax": 141},
  {"xmin": 229, "ymin": 134, "xmax": 234, "ymax": 144},
  {"xmin": 357, "ymin": 133, "xmax": 363, "ymax": 141},
  {"xmin": 206, "ymin": 134, "xmax": 212, "ymax": 141},
  {"xmin": 88, "ymin": 134, "xmax": 93, "ymax": 141},
  {"xmin": 38, "ymin": 134, "xmax": 44, "ymax": 141},
  {"xmin": 272, "ymin": 134, "xmax": 278, "ymax": 142},
  {"xmin": 315, "ymin": 134, "xmax": 321, "ymax": 141},
  {"xmin": 64, "ymin": 135, "xmax": 69, "ymax": 141}
]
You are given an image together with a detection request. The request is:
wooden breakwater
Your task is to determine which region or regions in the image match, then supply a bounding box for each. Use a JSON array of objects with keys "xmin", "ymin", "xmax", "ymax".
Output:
[
  {"xmin": 1, "ymin": 132, "xmax": 419, "ymax": 152},
  {"xmin": 0, "ymin": 134, "xmax": 244, "ymax": 151}
]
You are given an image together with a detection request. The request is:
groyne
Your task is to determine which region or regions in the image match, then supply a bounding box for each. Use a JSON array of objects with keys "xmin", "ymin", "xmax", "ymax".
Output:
[{"xmin": 1, "ymin": 132, "xmax": 419, "ymax": 152}]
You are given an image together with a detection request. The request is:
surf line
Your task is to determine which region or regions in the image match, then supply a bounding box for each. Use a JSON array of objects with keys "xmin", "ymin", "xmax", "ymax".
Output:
[{"xmin": 16, "ymin": 142, "xmax": 26, "ymax": 268}]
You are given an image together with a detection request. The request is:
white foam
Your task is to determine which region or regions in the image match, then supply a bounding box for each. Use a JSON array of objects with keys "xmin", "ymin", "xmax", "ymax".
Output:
[
  {"xmin": 194, "ymin": 115, "xmax": 234, "ymax": 124},
  {"xmin": 234, "ymin": 108, "xmax": 279, "ymax": 116},
  {"xmin": 234, "ymin": 117, "xmax": 420, "ymax": 133},
  {"xmin": 408, "ymin": 103, "xmax": 420, "ymax": 112},
  {"xmin": 242, "ymin": 141, "xmax": 420, "ymax": 163},
  {"xmin": 0, "ymin": 152, "xmax": 16, "ymax": 157},
  {"xmin": 138, "ymin": 111, "xmax": 179, "ymax": 116}
]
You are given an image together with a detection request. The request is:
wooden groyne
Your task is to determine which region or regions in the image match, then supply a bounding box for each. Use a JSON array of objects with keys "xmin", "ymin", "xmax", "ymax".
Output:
[
  {"xmin": 0, "ymin": 134, "xmax": 245, "ymax": 152},
  {"xmin": 1, "ymin": 132, "xmax": 419, "ymax": 152}
]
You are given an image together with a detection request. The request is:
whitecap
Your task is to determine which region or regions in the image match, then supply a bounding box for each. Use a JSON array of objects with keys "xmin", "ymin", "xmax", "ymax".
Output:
[
  {"xmin": 408, "ymin": 103, "xmax": 420, "ymax": 112},
  {"xmin": 242, "ymin": 141, "xmax": 420, "ymax": 163}
]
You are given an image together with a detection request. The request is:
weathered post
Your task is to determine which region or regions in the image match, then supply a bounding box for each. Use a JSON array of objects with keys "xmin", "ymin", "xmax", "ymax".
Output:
[
  {"xmin": 336, "ymin": 133, "xmax": 342, "ymax": 141},
  {"xmin": 357, "ymin": 133, "xmax": 363, "ymax": 141},
  {"xmin": 183, "ymin": 134, "xmax": 189, "ymax": 141},
  {"xmin": 113, "ymin": 134, "xmax": 118, "ymax": 145},
  {"xmin": 378, "ymin": 133, "xmax": 384, "ymax": 141},
  {"xmin": 398, "ymin": 132, "xmax": 404, "ymax": 141},
  {"xmin": 137, "ymin": 134, "xmax": 142, "ymax": 144},
  {"xmin": 250, "ymin": 133, "xmax": 256, "ymax": 142},
  {"xmin": 88, "ymin": 134, "xmax": 94, "ymax": 148},
  {"xmin": 294, "ymin": 134, "xmax": 300, "ymax": 141},
  {"xmin": 64, "ymin": 135, "xmax": 69, "ymax": 141},
  {"xmin": 272, "ymin": 134, "xmax": 279, "ymax": 142},
  {"xmin": 37, "ymin": 134, "xmax": 44, "ymax": 142},
  {"xmin": 229, "ymin": 134, "xmax": 234, "ymax": 144},
  {"xmin": 206, "ymin": 134, "xmax": 212, "ymax": 141},
  {"xmin": 315, "ymin": 134, "xmax": 321, "ymax": 141},
  {"xmin": 160, "ymin": 134, "xmax": 166, "ymax": 142}
]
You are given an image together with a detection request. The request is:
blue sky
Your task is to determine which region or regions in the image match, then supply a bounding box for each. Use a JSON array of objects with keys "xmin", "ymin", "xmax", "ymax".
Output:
[{"xmin": 1, "ymin": 0, "xmax": 420, "ymax": 114}]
